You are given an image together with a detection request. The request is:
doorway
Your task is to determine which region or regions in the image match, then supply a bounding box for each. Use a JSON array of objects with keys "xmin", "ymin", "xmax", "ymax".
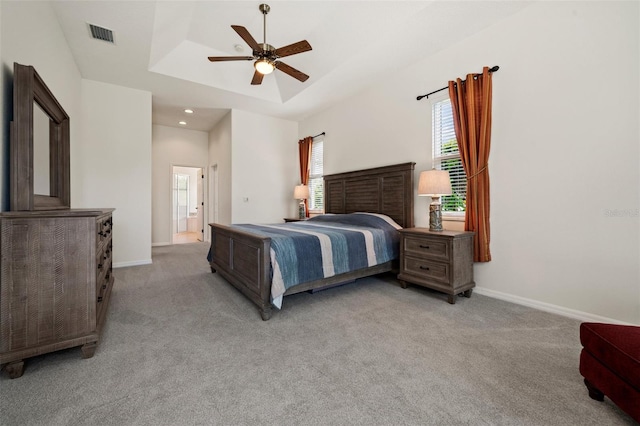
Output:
[{"xmin": 172, "ymin": 166, "xmax": 204, "ymax": 244}]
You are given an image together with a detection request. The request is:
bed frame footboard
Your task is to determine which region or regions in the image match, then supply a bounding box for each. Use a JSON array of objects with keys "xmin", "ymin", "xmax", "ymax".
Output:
[{"xmin": 209, "ymin": 224, "xmax": 273, "ymax": 320}]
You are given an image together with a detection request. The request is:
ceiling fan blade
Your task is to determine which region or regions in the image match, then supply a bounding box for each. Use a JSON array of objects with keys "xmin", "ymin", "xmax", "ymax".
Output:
[
  {"xmin": 231, "ymin": 25, "xmax": 262, "ymax": 52},
  {"xmin": 274, "ymin": 40, "xmax": 312, "ymax": 58},
  {"xmin": 208, "ymin": 56, "xmax": 254, "ymax": 62},
  {"xmin": 275, "ymin": 62, "xmax": 309, "ymax": 82},
  {"xmin": 251, "ymin": 70, "xmax": 264, "ymax": 85}
]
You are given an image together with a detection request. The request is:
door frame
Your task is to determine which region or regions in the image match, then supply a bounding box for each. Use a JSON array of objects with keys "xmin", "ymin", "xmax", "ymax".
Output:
[
  {"xmin": 170, "ymin": 164, "xmax": 206, "ymax": 244},
  {"xmin": 209, "ymin": 164, "xmax": 219, "ymax": 232}
]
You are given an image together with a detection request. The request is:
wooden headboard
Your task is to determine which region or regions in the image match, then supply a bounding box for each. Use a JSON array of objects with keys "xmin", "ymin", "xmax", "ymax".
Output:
[{"xmin": 323, "ymin": 162, "xmax": 415, "ymax": 228}]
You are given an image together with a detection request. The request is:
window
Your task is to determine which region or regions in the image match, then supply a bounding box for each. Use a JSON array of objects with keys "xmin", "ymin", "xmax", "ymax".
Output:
[
  {"xmin": 432, "ymin": 98, "xmax": 466, "ymax": 213},
  {"xmin": 308, "ymin": 138, "xmax": 324, "ymax": 212}
]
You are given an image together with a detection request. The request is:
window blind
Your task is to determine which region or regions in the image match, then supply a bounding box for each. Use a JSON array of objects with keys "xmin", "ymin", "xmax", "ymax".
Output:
[
  {"xmin": 308, "ymin": 139, "xmax": 324, "ymax": 211},
  {"xmin": 432, "ymin": 99, "xmax": 466, "ymax": 212}
]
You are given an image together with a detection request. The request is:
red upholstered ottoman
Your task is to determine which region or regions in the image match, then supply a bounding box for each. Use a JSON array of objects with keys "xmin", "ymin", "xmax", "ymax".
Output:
[{"xmin": 579, "ymin": 322, "xmax": 640, "ymax": 422}]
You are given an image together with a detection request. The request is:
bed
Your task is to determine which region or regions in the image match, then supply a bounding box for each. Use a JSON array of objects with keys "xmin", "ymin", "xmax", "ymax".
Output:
[{"xmin": 208, "ymin": 162, "xmax": 415, "ymax": 320}]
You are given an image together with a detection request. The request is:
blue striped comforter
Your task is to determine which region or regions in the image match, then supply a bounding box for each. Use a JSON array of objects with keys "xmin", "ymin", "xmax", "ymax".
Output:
[{"xmin": 233, "ymin": 213, "xmax": 401, "ymax": 309}]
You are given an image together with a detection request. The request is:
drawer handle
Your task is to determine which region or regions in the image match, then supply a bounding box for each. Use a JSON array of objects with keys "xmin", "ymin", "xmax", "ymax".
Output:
[
  {"xmin": 419, "ymin": 245, "xmax": 430, "ymax": 249},
  {"xmin": 419, "ymin": 266, "xmax": 430, "ymax": 270},
  {"xmin": 97, "ymin": 296, "xmax": 103, "ymax": 302},
  {"xmin": 98, "ymin": 263, "xmax": 103, "ymax": 270}
]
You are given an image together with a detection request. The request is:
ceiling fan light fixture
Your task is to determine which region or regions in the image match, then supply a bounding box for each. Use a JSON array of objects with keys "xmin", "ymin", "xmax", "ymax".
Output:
[
  {"xmin": 254, "ymin": 59, "xmax": 275, "ymax": 75},
  {"xmin": 208, "ymin": 4, "xmax": 311, "ymax": 85}
]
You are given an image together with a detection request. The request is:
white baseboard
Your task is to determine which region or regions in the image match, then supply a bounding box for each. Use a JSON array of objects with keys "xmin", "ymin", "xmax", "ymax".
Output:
[
  {"xmin": 474, "ymin": 287, "xmax": 634, "ymax": 326},
  {"xmin": 152, "ymin": 242, "xmax": 171, "ymax": 247},
  {"xmin": 113, "ymin": 259, "xmax": 152, "ymax": 268}
]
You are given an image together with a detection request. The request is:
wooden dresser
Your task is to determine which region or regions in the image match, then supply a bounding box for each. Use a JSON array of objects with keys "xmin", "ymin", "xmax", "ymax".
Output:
[
  {"xmin": 397, "ymin": 228, "xmax": 475, "ymax": 304},
  {"xmin": 0, "ymin": 209, "xmax": 114, "ymax": 378}
]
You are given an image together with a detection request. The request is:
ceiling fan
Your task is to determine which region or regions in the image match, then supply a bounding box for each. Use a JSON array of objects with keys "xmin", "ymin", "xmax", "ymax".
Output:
[{"xmin": 207, "ymin": 4, "xmax": 312, "ymax": 85}]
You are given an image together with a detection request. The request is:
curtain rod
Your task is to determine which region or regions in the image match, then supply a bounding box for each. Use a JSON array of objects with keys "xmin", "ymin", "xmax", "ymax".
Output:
[
  {"xmin": 416, "ymin": 65, "xmax": 499, "ymax": 101},
  {"xmin": 312, "ymin": 132, "xmax": 325, "ymax": 139}
]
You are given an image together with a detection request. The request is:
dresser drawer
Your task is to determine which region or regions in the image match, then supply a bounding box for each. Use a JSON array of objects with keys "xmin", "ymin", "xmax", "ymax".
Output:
[
  {"xmin": 96, "ymin": 251, "xmax": 106, "ymax": 300},
  {"xmin": 96, "ymin": 262, "xmax": 112, "ymax": 314},
  {"xmin": 96, "ymin": 216, "xmax": 113, "ymax": 248},
  {"xmin": 403, "ymin": 235, "xmax": 450, "ymax": 261},
  {"xmin": 402, "ymin": 256, "xmax": 449, "ymax": 284},
  {"xmin": 96, "ymin": 244, "xmax": 112, "ymax": 301}
]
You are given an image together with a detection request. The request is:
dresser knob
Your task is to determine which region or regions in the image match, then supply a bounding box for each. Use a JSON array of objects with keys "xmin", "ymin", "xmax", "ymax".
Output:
[
  {"xmin": 420, "ymin": 266, "xmax": 430, "ymax": 270},
  {"xmin": 419, "ymin": 245, "xmax": 430, "ymax": 249},
  {"xmin": 98, "ymin": 263, "xmax": 103, "ymax": 270},
  {"xmin": 97, "ymin": 296, "xmax": 103, "ymax": 302}
]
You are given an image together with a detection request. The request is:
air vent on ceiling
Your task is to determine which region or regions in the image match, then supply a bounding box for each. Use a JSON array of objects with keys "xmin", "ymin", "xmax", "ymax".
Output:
[{"xmin": 88, "ymin": 23, "xmax": 115, "ymax": 44}]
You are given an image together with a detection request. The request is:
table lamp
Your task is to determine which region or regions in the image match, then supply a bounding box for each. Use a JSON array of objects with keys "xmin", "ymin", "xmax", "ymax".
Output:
[
  {"xmin": 418, "ymin": 169, "xmax": 452, "ymax": 231},
  {"xmin": 293, "ymin": 185, "xmax": 310, "ymax": 219}
]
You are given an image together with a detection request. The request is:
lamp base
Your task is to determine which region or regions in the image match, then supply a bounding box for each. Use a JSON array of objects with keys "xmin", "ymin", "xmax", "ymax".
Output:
[
  {"xmin": 429, "ymin": 204, "xmax": 444, "ymax": 232},
  {"xmin": 298, "ymin": 200, "xmax": 306, "ymax": 219}
]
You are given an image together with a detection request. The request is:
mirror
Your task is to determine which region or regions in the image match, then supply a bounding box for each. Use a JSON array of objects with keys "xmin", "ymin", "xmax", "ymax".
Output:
[
  {"xmin": 33, "ymin": 101, "xmax": 50, "ymax": 196},
  {"xmin": 10, "ymin": 63, "xmax": 70, "ymax": 211}
]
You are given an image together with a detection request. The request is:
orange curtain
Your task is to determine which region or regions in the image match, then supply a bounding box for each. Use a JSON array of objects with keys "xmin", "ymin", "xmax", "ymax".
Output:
[
  {"xmin": 298, "ymin": 136, "xmax": 313, "ymax": 217},
  {"xmin": 448, "ymin": 66, "xmax": 493, "ymax": 262}
]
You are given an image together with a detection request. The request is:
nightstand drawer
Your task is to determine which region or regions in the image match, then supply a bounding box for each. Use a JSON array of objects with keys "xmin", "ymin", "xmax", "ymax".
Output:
[
  {"xmin": 402, "ymin": 256, "xmax": 449, "ymax": 284},
  {"xmin": 403, "ymin": 236, "xmax": 450, "ymax": 261}
]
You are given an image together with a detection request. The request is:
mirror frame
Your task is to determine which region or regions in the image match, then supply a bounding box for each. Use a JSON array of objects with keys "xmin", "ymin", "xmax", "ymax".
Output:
[{"xmin": 10, "ymin": 63, "xmax": 70, "ymax": 211}]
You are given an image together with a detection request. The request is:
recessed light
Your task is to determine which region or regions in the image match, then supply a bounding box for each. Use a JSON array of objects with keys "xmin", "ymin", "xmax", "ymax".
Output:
[
  {"xmin": 234, "ymin": 44, "xmax": 244, "ymax": 52},
  {"xmin": 184, "ymin": 109, "xmax": 193, "ymax": 114},
  {"xmin": 179, "ymin": 121, "xmax": 187, "ymax": 125}
]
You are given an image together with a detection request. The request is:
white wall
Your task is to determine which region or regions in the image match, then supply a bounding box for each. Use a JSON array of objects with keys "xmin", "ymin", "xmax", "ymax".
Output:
[
  {"xmin": 80, "ymin": 79, "xmax": 152, "ymax": 268},
  {"xmin": 0, "ymin": 3, "xmax": 3, "ymax": 209},
  {"xmin": 206, "ymin": 110, "xmax": 298, "ymax": 226},
  {"xmin": 300, "ymin": 1, "xmax": 640, "ymax": 324},
  {"xmin": 231, "ymin": 109, "xmax": 299, "ymax": 223},
  {"xmin": 0, "ymin": 0, "xmax": 82, "ymax": 211},
  {"xmin": 152, "ymin": 124, "xmax": 208, "ymax": 245},
  {"xmin": 0, "ymin": 2, "xmax": 154, "ymax": 269},
  {"xmin": 208, "ymin": 111, "xmax": 232, "ymax": 225}
]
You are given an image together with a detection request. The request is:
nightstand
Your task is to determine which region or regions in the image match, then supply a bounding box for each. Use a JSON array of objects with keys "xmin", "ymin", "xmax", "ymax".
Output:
[
  {"xmin": 283, "ymin": 217, "xmax": 307, "ymax": 223},
  {"xmin": 397, "ymin": 228, "xmax": 475, "ymax": 304}
]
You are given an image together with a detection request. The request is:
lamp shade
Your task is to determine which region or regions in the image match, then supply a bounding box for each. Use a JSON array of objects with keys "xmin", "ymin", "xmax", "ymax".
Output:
[
  {"xmin": 294, "ymin": 185, "xmax": 310, "ymax": 200},
  {"xmin": 418, "ymin": 170, "xmax": 452, "ymax": 196}
]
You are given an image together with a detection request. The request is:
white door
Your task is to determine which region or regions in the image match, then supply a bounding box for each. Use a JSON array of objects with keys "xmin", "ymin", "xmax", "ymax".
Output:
[{"xmin": 197, "ymin": 168, "xmax": 204, "ymax": 241}]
